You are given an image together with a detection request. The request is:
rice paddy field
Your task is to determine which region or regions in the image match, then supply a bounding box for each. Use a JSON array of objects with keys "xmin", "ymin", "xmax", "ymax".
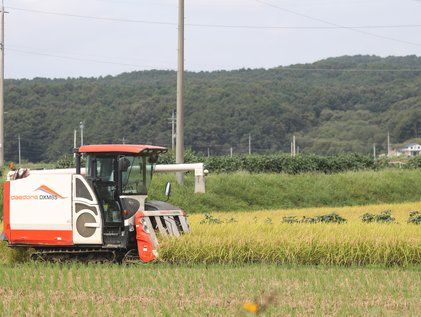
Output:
[
  {"xmin": 0, "ymin": 202, "xmax": 420, "ymax": 315},
  {"xmin": 160, "ymin": 201, "xmax": 421, "ymax": 266}
]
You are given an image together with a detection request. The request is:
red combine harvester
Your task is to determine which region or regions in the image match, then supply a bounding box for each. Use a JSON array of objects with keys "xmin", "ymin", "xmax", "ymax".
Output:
[{"xmin": 1, "ymin": 144, "xmax": 190, "ymax": 263}]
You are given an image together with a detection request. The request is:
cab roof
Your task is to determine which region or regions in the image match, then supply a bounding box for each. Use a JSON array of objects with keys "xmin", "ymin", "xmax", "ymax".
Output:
[{"xmin": 78, "ymin": 144, "xmax": 167, "ymax": 155}]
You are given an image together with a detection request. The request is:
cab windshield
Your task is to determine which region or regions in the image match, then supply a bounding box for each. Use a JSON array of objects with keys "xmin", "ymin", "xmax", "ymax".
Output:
[
  {"xmin": 86, "ymin": 155, "xmax": 121, "ymax": 224},
  {"xmin": 121, "ymin": 156, "xmax": 154, "ymax": 195}
]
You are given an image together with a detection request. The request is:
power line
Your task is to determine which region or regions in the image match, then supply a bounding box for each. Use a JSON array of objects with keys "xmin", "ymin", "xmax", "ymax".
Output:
[
  {"xmin": 254, "ymin": 0, "xmax": 421, "ymax": 47},
  {"xmin": 7, "ymin": 6, "xmax": 421, "ymax": 31},
  {"xmin": 7, "ymin": 48, "xmax": 162, "ymax": 68},
  {"xmin": 7, "ymin": 6, "xmax": 176, "ymax": 26},
  {"xmin": 190, "ymin": 23, "xmax": 421, "ymax": 30},
  {"xmin": 7, "ymin": 44, "xmax": 175, "ymax": 65},
  {"xmin": 7, "ymin": 47, "xmax": 421, "ymax": 72}
]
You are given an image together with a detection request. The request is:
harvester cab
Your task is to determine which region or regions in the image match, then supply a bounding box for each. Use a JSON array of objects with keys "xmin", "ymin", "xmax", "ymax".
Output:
[{"xmin": 2, "ymin": 144, "xmax": 190, "ymax": 263}]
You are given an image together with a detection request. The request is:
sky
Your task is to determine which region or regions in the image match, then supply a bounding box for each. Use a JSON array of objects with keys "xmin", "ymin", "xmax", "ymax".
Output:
[{"xmin": 4, "ymin": 0, "xmax": 421, "ymax": 78}]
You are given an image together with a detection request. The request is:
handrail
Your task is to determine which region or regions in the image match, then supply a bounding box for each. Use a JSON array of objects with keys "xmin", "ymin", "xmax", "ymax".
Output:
[{"xmin": 154, "ymin": 163, "xmax": 207, "ymax": 193}]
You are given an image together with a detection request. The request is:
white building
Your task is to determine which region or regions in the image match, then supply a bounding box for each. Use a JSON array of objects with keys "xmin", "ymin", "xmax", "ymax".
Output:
[{"xmin": 397, "ymin": 143, "xmax": 421, "ymax": 157}]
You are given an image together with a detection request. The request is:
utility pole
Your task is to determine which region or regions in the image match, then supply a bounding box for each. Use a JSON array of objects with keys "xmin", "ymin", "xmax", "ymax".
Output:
[
  {"xmin": 248, "ymin": 134, "xmax": 251, "ymax": 155},
  {"xmin": 207, "ymin": 147, "xmax": 210, "ymax": 157},
  {"xmin": 291, "ymin": 135, "xmax": 296, "ymax": 157},
  {"xmin": 169, "ymin": 109, "xmax": 176, "ymax": 151},
  {"xmin": 18, "ymin": 134, "xmax": 21, "ymax": 165},
  {"xmin": 80, "ymin": 122, "xmax": 84, "ymax": 147},
  {"xmin": 230, "ymin": 147, "xmax": 233, "ymax": 157},
  {"xmin": 387, "ymin": 131, "xmax": 391, "ymax": 157},
  {"xmin": 122, "ymin": 137, "xmax": 126, "ymax": 144},
  {"xmin": 292, "ymin": 135, "xmax": 296, "ymax": 157},
  {"xmin": 73, "ymin": 129, "xmax": 77, "ymax": 158},
  {"xmin": 0, "ymin": 1, "xmax": 5, "ymax": 167},
  {"xmin": 373, "ymin": 143, "xmax": 376, "ymax": 159},
  {"xmin": 175, "ymin": 0, "xmax": 185, "ymax": 184}
]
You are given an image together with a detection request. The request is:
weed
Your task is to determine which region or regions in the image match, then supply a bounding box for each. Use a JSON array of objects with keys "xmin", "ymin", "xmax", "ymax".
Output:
[
  {"xmin": 318, "ymin": 213, "xmax": 347, "ymax": 223},
  {"xmin": 199, "ymin": 213, "xmax": 222, "ymax": 224},
  {"xmin": 225, "ymin": 217, "xmax": 238, "ymax": 224},
  {"xmin": 408, "ymin": 211, "xmax": 421, "ymax": 224},
  {"xmin": 361, "ymin": 213, "xmax": 375, "ymax": 223},
  {"xmin": 282, "ymin": 216, "xmax": 300, "ymax": 224},
  {"xmin": 282, "ymin": 213, "xmax": 347, "ymax": 224},
  {"xmin": 362, "ymin": 210, "xmax": 395, "ymax": 223}
]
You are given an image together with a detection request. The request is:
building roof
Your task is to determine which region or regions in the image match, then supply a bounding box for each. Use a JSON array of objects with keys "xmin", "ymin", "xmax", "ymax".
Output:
[
  {"xmin": 78, "ymin": 144, "xmax": 167, "ymax": 154},
  {"xmin": 404, "ymin": 143, "xmax": 420, "ymax": 147}
]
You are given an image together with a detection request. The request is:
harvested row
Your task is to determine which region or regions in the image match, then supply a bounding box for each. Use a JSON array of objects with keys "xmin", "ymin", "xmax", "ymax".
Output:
[
  {"xmin": 159, "ymin": 202, "xmax": 421, "ymax": 266},
  {"xmin": 1, "ymin": 264, "xmax": 420, "ymax": 316}
]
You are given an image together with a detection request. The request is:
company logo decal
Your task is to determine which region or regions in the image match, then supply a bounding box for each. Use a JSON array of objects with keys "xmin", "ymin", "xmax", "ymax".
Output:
[{"xmin": 11, "ymin": 185, "xmax": 66, "ymax": 200}]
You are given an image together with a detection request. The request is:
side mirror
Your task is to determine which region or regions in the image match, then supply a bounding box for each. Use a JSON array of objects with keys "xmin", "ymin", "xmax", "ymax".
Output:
[
  {"xmin": 164, "ymin": 182, "xmax": 171, "ymax": 200},
  {"xmin": 149, "ymin": 154, "xmax": 159, "ymax": 164}
]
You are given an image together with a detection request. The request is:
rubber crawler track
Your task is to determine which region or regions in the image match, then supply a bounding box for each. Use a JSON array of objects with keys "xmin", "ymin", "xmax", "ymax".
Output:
[{"xmin": 30, "ymin": 248, "xmax": 140, "ymax": 264}]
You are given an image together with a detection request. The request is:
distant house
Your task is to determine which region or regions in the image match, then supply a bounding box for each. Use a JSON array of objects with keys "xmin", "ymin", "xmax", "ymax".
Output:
[{"xmin": 396, "ymin": 143, "xmax": 421, "ymax": 157}]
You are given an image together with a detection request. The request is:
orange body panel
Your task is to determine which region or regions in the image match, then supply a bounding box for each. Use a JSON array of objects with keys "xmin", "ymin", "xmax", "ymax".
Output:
[
  {"xmin": 3, "ymin": 181, "xmax": 11, "ymax": 241},
  {"xmin": 135, "ymin": 212, "xmax": 156, "ymax": 263},
  {"xmin": 8, "ymin": 229, "xmax": 73, "ymax": 246},
  {"xmin": 79, "ymin": 144, "xmax": 166, "ymax": 154}
]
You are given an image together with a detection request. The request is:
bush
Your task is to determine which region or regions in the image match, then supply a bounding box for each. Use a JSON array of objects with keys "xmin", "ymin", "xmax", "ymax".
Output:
[
  {"xmin": 361, "ymin": 213, "xmax": 375, "ymax": 223},
  {"xmin": 158, "ymin": 148, "xmax": 203, "ymax": 165},
  {"xmin": 54, "ymin": 155, "xmax": 75, "ymax": 169},
  {"xmin": 282, "ymin": 212, "xmax": 347, "ymax": 224},
  {"xmin": 361, "ymin": 210, "xmax": 395, "ymax": 223},
  {"xmin": 317, "ymin": 213, "xmax": 347, "ymax": 223},
  {"xmin": 205, "ymin": 153, "xmax": 377, "ymax": 174},
  {"xmin": 408, "ymin": 211, "xmax": 421, "ymax": 224},
  {"xmin": 156, "ymin": 151, "xmax": 379, "ymax": 174},
  {"xmin": 405, "ymin": 156, "xmax": 421, "ymax": 169},
  {"xmin": 53, "ymin": 150, "xmax": 418, "ymax": 175}
]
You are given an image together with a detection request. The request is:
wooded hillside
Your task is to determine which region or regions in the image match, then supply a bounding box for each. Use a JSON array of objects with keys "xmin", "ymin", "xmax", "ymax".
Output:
[{"xmin": 4, "ymin": 55, "xmax": 421, "ymax": 162}]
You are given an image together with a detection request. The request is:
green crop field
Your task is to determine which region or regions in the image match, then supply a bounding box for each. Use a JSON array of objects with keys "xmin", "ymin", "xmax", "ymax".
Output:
[{"xmin": 0, "ymin": 264, "xmax": 419, "ymax": 316}]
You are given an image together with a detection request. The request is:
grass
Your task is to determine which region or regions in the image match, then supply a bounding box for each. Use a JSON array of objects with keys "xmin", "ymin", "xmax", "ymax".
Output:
[
  {"xmin": 149, "ymin": 169, "xmax": 421, "ymax": 213},
  {"xmin": 0, "ymin": 264, "xmax": 419, "ymax": 316},
  {"xmin": 159, "ymin": 202, "xmax": 421, "ymax": 266}
]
